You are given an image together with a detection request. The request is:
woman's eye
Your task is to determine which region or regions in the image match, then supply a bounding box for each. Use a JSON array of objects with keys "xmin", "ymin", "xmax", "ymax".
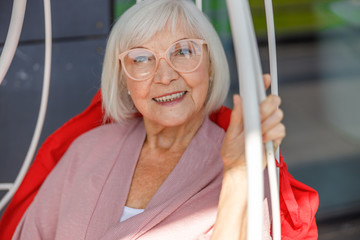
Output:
[
  {"xmin": 176, "ymin": 48, "xmax": 191, "ymax": 56},
  {"xmin": 134, "ymin": 56, "xmax": 148, "ymax": 63}
]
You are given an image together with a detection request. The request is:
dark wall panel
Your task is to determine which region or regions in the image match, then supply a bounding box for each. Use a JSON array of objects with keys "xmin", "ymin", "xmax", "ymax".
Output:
[
  {"xmin": 0, "ymin": 0, "xmax": 110, "ymax": 43},
  {"xmin": 0, "ymin": 0, "xmax": 111, "ymax": 195},
  {"xmin": 0, "ymin": 38, "xmax": 106, "ymax": 183}
]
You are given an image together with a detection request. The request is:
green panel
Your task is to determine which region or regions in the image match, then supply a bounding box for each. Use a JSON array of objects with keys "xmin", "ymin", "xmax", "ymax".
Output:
[
  {"xmin": 250, "ymin": 0, "xmax": 346, "ymax": 37},
  {"xmin": 113, "ymin": 0, "xmax": 135, "ymax": 18},
  {"xmin": 113, "ymin": 0, "xmax": 348, "ymax": 38}
]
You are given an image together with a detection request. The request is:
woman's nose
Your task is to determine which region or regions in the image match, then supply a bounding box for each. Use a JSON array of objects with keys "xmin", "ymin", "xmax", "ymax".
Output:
[{"xmin": 153, "ymin": 58, "xmax": 179, "ymax": 84}]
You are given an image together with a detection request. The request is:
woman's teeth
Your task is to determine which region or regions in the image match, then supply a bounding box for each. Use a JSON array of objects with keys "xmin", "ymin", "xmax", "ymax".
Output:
[{"xmin": 153, "ymin": 91, "xmax": 186, "ymax": 103}]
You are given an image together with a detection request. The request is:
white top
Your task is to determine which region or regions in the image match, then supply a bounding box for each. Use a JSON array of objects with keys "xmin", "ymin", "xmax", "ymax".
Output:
[{"xmin": 120, "ymin": 206, "xmax": 145, "ymax": 222}]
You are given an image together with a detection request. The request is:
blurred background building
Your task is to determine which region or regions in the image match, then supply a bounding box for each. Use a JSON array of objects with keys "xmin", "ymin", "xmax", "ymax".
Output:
[{"xmin": 1, "ymin": 0, "xmax": 360, "ymax": 239}]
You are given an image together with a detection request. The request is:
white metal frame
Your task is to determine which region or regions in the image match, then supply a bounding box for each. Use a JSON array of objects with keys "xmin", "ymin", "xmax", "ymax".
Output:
[
  {"xmin": 226, "ymin": 0, "xmax": 281, "ymax": 239},
  {"xmin": 0, "ymin": 0, "xmax": 27, "ymax": 85},
  {"xmin": 0, "ymin": 0, "xmax": 281, "ymax": 239},
  {"xmin": 0, "ymin": 0, "xmax": 52, "ymax": 211}
]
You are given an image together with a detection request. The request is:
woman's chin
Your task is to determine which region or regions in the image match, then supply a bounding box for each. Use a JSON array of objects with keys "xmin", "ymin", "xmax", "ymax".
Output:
[
  {"xmin": 149, "ymin": 116, "xmax": 190, "ymax": 128},
  {"xmin": 144, "ymin": 110, "xmax": 204, "ymax": 128}
]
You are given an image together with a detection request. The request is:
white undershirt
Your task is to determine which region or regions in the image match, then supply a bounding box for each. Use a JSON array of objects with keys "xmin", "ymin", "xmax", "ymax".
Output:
[{"xmin": 120, "ymin": 206, "xmax": 145, "ymax": 222}]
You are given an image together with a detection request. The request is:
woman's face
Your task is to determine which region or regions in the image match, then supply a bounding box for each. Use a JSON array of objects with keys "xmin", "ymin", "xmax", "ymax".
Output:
[{"xmin": 125, "ymin": 29, "xmax": 211, "ymax": 127}]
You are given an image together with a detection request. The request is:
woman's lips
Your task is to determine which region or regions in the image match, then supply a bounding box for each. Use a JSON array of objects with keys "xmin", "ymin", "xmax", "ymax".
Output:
[{"xmin": 152, "ymin": 91, "xmax": 187, "ymax": 103}]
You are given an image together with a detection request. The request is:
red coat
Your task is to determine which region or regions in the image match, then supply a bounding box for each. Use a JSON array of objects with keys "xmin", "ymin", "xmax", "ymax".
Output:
[{"xmin": 0, "ymin": 90, "xmax": 319, "ymax": 239}]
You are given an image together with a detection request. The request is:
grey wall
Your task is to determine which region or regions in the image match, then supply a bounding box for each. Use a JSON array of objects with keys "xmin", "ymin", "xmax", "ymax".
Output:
[{"xmin": 0, "ymin": 0, "xmax": 111, "ymax": 199}]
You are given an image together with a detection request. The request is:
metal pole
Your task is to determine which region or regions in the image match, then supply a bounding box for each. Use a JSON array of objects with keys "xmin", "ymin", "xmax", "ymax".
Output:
[
  {"xmin": 196, "ymin": 0, "xmax": 202, "ymax": 11},
  {"xmin": 0, "ymin": 0, "xmax": 52, "ymax": 211},
  {"xmin": 0, "ymin": 0, "xmax": 27, "ymax": 85},
  {"xmin": 227, "ymin": 0, "xmax": 264, "ymax": 238},
  {"xmin": 264, "ymin": 0, "xmax": 281, "ymax": 237},
  {"xmin": 242, "ymin": 0, "xmax": 281, "ymax": 238}
]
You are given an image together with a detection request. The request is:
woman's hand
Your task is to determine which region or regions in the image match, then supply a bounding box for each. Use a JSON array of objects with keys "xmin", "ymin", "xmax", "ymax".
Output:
[
  {"xmin": 220, "ymin": 74, "xmax": 285, "ymax": 172},
  {"xmin": 212, "ymin": 74, "xmax": 285, "ymax": 240}
]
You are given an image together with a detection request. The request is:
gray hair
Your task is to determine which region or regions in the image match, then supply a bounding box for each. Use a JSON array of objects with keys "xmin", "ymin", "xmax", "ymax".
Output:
[{"xmin": 101, "ymin": 0, "xmax": 230, "ymax": 122}]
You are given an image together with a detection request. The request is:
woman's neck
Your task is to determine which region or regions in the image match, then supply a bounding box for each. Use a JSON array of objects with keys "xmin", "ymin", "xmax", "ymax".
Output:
[{"xmin": 143, "ymin": 112, "xmax": 205, "ymax": 152}]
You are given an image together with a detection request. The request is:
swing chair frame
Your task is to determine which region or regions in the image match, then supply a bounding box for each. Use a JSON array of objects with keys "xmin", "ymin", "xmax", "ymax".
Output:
[{"xmin": 0, "ymin": 0, "xmax": 281, "ymax": 239}]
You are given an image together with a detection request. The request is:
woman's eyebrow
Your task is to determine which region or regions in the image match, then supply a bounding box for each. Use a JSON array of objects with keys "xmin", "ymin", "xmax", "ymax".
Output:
[
  {"xmin": 129, "ymin": 37, "xmax": 190, "ymax": 50},
  {"xmin": 173, "ymin": 37, "xmax": 188, "ymax": 43},
  {"xmin": 129, "ymin": 46, "xmax": 150, "ymax": 50}
]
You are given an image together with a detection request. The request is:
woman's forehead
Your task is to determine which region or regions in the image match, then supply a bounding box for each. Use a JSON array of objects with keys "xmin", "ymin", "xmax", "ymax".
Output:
[
  {"xmin": 127, "ymin": 19, "xmax": 200, "ymax": 50},
  {"xmin": 141, "ymin": 30, "xmax": 195, "ymax": 49}
]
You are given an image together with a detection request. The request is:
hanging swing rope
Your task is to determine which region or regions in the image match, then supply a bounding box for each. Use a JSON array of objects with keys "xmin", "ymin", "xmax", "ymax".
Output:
[{"xmin": 0, "ymin": 0, "xmax": 52, "ymax": 211}]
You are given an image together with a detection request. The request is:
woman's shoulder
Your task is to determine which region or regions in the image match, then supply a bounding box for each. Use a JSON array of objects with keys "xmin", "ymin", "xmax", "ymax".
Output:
[
  {"xmin": 69, "ymin": 118, "xmax": 143, "ymax": 152},
  {"xmin": 51, "ymin": 118, "xmax": 144, "ymax": 179}
]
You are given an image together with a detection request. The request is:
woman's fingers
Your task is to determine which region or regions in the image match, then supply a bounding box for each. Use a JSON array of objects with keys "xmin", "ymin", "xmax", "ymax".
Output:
[
  {"xmin": 262, "ymin": 123, "xmax": 286, "ymax": 143},
  {"xmin": 260, "ymin": 95, "xmax": 281, "ymax": 122},
  {"xmin": 273, "ymin": 138, "xmax": 283, "ymax": 151},
  {"xmin": 260, "ymin": 94, "xmax": 285, "ymax": 148},
  {"xmin": 263, "ymin": 74, "xmax": 271, "ymax": 90},
  {"xmin": 221, "ymin": 94, "xmax": 246, "ymax": 170},
  {"xmin": 222, "ymin": 93, "xmax": 285, "ymax": 170},
  {"xmin": 261, "ymin": 108, "xmax": 284, "ymax": 134},
  {"xmin": 227, "ymin": 94, "xmax": 243, "ymax": 134}
]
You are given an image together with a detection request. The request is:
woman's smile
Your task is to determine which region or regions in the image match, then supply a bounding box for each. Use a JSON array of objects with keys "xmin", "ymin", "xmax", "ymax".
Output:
[{"xmin": 152, "ymin": 91, "xmax": 187, "ymax": 104}]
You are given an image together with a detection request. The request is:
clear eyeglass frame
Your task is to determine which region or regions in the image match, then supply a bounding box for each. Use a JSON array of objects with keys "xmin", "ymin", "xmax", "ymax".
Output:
[{"xmin": 118, "ymin": 38, "xmax": 207, "ymax": 81}]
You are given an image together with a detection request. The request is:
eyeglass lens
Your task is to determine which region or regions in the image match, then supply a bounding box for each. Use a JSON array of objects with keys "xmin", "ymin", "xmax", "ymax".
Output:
[{"xmin": 123, "ymin": 40, "xmax": 202, "ymax": 80}]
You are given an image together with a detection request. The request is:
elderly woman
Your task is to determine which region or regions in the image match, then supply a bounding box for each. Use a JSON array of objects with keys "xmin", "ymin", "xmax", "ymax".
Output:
[{"xmin": 12, "ymin": 0, "xmax": 287, "ymax": 239}]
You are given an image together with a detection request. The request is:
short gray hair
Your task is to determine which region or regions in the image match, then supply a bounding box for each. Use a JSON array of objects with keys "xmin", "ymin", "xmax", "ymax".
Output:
[{"xmin": 101, "ymin": 0, "xmax": 230, "ymax": 123}]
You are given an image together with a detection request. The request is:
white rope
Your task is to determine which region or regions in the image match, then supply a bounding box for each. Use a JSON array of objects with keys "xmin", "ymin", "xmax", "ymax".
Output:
[
  {"xmin": 0, "ymin": 0, "xmax": 27, "ymax": 85},
  {"xmin": 0, "ymin": 0, "xmax": 52, "ymax": 211}
]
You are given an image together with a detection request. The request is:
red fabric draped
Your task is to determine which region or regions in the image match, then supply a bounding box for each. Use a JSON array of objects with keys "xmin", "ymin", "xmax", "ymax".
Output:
[
  {"xmin": 0, "ymin": 90, "xmax": 318, "ymax": 239},
  {"xmin": 276, "ymin": 152, "xmax": 319, "ymax": 239}
]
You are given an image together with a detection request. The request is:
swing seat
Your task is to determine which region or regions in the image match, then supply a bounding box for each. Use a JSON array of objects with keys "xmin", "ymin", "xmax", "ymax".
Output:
[{"xmin": 0, "ymin": 90, "xmax": 319, "ymax": 240}]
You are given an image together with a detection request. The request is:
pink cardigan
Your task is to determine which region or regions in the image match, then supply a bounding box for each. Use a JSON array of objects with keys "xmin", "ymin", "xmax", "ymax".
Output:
[{"xmin": 13, "ymin": 117, "xmax": 271, "ymax": 240}]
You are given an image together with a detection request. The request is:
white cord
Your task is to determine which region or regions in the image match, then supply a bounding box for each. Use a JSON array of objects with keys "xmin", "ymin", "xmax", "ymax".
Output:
[
  {"xmin": 0, "ymin": 0, "xmax": 27, "ymax": 85},
  {"xmin": 0, "ymin": 0, "xmax": 52, "ymax": 211},
  {"xmin": 227, "ymin": 0, "xmax": 264, "ymax": 239}
]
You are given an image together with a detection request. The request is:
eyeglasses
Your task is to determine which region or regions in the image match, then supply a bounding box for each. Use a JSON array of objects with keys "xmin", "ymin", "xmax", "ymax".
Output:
[{"xmin": 118, "ymin": 38, "xmax": 207, "ymax": 81}]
